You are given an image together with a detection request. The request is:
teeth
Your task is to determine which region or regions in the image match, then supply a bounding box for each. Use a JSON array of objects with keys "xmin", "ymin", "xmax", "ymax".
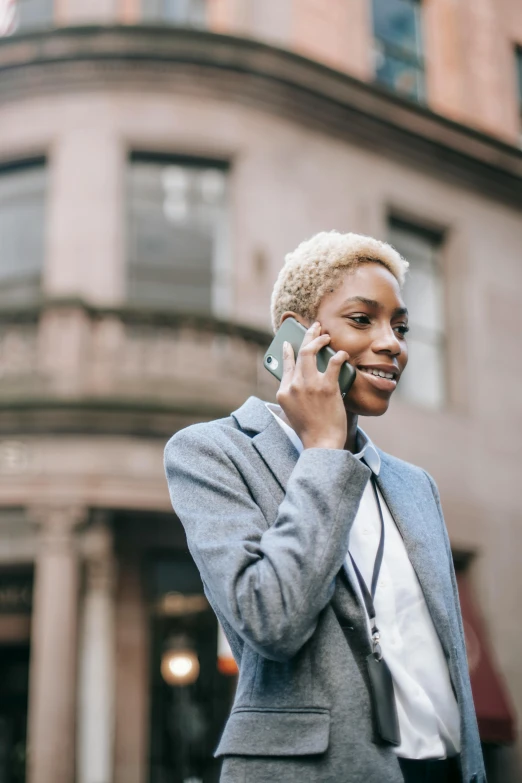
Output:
[{"xmin": 361, "ymin": 368, "xmax": 395, "ymax": 380}]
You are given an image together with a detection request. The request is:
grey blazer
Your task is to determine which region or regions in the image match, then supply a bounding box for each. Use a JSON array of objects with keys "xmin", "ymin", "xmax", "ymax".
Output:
[{"xmin": 164, "ymin": 396, "xmax": 485, "ymax": 783}]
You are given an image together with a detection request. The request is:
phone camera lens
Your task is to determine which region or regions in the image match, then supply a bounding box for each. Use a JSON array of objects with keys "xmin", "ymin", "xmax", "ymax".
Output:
[{"xmin": 266, "ymin": 356, "xmax": 272, "ymax": 364}]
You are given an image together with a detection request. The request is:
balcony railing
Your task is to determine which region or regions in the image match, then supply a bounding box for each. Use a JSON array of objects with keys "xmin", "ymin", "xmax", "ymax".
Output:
[{"xmin": 0, "ymin": 301, "xmax": 276, "ymax": 428}]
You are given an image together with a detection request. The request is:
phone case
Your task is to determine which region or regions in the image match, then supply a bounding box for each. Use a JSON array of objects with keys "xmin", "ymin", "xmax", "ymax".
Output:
[{"xmin": 263, "ymin": 318, "xmax": 356, "ymax": 396}]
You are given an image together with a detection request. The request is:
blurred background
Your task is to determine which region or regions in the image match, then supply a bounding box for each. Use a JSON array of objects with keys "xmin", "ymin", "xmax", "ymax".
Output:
[{"xmin": 0, "ymin": 1, "xmax": 520, "ymax": 782}]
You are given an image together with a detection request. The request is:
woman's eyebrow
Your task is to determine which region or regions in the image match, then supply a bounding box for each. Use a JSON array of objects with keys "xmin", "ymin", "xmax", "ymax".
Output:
[
  {"xmin": 339, "ymin": 297, "xmax": 409, "ymax": 317},
  {"xmin": 340, "ymin": 296, "xmax": 380, "ymax": 308}
]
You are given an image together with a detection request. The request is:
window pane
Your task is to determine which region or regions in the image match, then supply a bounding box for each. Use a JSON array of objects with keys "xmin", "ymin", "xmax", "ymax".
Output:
[
  {"xmin": 402, "ymin": 265, "xmax": 444, "ymax": 334},
  {"xmin": 17, "ymin": 0, "xmax": 54, "ymax": 30},
  {"xmin": 389, "ymin": 224, "xmax": 436, "ymax": 268},
  {"xmin": 389, "ymin": 219, "xmax": 446, "ymax": 408},
  {"xmin": 128, "ymin": 159, "xmax": 227, "ymax": 313},
  {"xmin": 142, "ymin": 0, "xmax": 206, "ymax": 26},
  {"xmin": 374, "ymin": 49, "xmax": 424, "ymax": 101},
  {"xmin": 372, "ymin": 0, "xmax": 422, "ymax": 58},
  {"xmin": 0, "ymin": 163, "xmax": 45, "ymax": 304},
  {"xmin": 397, "ymin": 336, "xmax": 445, "ymax": 409}
]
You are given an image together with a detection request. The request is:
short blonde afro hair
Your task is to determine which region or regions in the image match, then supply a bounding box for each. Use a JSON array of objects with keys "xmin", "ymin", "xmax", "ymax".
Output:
[{"xmin": 270, "ymin": 230, "xmax": 409, "ymax": 333}]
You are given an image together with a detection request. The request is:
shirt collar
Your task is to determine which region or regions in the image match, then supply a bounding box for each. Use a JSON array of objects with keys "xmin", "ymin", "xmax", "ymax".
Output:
[{"xmin": 265, "ymin": 403, "xmax": 380, "ymax": 476}]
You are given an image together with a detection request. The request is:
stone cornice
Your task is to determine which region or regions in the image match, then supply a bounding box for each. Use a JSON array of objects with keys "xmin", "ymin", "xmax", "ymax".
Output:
[{"xmin": 0, "ymin": 26, "xmax": 521, "ymax": 208}]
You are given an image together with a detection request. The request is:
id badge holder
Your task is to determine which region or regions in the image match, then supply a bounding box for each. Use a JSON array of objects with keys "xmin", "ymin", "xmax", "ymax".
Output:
[{"xmin": 366, "ymin": 648, "xmax": 401, "ymax": 746}]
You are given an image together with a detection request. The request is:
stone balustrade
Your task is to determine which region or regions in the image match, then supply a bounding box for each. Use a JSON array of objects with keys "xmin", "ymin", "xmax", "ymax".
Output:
[{"xmin": 0, "ymin": 302, "xmax": 277, "ymax": 431}]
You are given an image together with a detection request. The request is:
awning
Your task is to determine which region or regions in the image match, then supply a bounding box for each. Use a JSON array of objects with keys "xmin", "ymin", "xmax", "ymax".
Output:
[{"xmin": 456, "ymin": 572, "xmax": 517, "ymax": 744}]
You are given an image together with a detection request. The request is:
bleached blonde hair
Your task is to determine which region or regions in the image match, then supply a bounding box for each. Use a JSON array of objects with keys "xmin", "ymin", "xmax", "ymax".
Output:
[{"xmin": 270, "ymin": 230, "xmax": 409, "ymax": 333}]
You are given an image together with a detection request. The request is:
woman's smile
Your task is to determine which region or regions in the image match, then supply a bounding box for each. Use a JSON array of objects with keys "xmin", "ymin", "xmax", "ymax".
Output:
[{"xmin": 356, "ymin": 364, "xmax": 399, "ymax": 393}]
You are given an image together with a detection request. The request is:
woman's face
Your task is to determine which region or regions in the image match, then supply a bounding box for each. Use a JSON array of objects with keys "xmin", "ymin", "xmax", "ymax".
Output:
[{"xmin": 299, "ymin": 263, "xmax": 409, "ymax": 416}]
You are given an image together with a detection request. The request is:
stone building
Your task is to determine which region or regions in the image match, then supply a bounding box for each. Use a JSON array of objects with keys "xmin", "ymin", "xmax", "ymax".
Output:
[{"xmin": 0, "ymin": 1, "xmax": 521, "ymax": 782}]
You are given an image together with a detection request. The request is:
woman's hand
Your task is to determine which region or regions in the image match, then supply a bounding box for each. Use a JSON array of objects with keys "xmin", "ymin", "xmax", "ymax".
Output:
[{"xmin": 276, "ymin": 322, "xmax": 349, "ymax": 450}]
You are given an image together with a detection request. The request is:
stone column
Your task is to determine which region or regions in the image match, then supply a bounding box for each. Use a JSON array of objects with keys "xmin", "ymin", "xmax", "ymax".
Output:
[
  {"xmin": 27, "ymin": 505, "xmax": 86, "ymax": 783},
  {"xmin": 77, "ymin": 519, "xmax": 116, "ymax": 783}
]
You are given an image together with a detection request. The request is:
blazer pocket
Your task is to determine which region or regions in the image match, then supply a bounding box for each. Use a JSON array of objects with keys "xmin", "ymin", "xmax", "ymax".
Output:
[{"xmin": 214, "ymin": 707, "xmax": 330, "ymax": 757}]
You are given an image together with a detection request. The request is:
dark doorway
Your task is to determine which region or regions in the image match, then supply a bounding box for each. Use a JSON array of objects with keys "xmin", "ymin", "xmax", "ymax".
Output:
[
  {"xmin": 148, "ymin": 553, "xmax": 235, "ymax": 783},
  {"xmin": 0, "ymin": 645, "xmax": 29, "ymax": 783}
]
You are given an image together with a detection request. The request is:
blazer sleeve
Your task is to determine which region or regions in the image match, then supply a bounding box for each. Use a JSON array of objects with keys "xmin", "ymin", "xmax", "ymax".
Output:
[{"xmin": 164, "ymin": 426, "xmax": 370, "ymax": 662}]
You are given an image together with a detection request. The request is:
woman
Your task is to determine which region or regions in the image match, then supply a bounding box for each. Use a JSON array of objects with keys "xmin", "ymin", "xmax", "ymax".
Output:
[{"xmin": 164, "ymin": 232, "xmax": 485, "ymax": 783}]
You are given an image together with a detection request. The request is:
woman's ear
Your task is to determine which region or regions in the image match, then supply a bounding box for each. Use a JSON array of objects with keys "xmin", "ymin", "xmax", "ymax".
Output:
[{"xmin": 279, "ymin": 311, "xmax": 312, "ymax": 330}]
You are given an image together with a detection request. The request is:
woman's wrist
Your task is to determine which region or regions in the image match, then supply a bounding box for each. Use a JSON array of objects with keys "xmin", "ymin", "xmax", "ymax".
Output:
[{"xmin": 302, "ymin": 437, "xmax": 345, "ymax": 451}]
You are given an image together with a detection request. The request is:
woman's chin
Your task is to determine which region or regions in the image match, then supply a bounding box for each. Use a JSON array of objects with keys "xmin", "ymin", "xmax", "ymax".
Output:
[{"xmin": 345, "ymin": 393, "xmax": 392, "ymax": 417}]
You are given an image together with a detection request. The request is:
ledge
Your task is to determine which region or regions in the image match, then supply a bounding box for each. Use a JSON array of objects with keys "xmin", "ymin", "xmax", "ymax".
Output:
[
  {"xmin": 0, "ymin": 297, "xmax": 272, "ymax": 345},
  {"xmin": 0, "ymin": 399, "xmax": 230, "ymax": 437},
  {"xmin": 0, "ymin": 26, "xmax": 521, "ymax": 209}
]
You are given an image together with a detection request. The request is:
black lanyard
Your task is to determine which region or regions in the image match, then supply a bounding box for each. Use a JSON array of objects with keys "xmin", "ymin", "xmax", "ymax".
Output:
[
  {"xmin": 348, "ymin": 468, "xmax": 402, "ymax": 746},
  {"xmin": 348, "ymin": 473, "xmax": 385, "ymax": 660}
]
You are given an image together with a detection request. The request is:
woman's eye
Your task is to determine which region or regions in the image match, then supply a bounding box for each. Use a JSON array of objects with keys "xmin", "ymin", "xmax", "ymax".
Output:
[
  {"xmin": 348, "ymin": 315, "xmax": 371, "ymax": 325},
  {"xmin": 395, "ymin": 324, "xmax": 410, "ymax": 336}
]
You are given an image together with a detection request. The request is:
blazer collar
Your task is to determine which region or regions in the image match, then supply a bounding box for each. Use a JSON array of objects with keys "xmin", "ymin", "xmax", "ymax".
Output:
[
  {"xmin": 231, "ymin": 396, "xmax": 299, "ymax": 492},
  {"xmin": 231, "ymin": 396, "xmax": 274, "ymax": 434}
]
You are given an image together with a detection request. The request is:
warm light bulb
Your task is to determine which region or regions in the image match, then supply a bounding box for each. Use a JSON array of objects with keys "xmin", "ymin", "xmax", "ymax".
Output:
[
  {"xmin": 169, "ymin": 655, "xmax": 193, "ymax": 678},
  {"xmin": 161, "ymin": 647, "xmax": 200, "ymax": 686}
]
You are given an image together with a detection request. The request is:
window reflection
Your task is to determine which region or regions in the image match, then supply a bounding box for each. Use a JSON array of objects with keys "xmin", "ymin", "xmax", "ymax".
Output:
[{"xmin": 372, "ymin": 0, "xmax": 425, "ymax": 102}]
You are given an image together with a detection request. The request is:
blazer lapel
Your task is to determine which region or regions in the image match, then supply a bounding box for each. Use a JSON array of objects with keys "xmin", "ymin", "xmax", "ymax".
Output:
[
  {"xmin": 376, "ymin": 453, "xmax": 453, "ymax": 658},
  {"xmin": 231, "ymin": 396, "xmax": 299, "ymax": 493}
]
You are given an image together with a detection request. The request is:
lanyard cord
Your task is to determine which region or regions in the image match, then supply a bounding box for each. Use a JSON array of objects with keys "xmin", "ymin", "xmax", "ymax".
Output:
[{"xmin": 348, "ymin": 474, "xmax": 385, "ymax": 660}]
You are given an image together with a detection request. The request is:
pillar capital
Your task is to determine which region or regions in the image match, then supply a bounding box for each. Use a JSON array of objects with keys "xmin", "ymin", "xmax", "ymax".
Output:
[{"xmin": 27, "ymin": 504, "xmax": 87, "ymax": 551}]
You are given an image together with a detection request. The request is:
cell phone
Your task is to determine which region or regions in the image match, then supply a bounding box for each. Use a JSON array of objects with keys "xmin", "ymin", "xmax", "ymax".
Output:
[{"xmin": 263, "ymin": 317, "xmax": 356, "ymax": 397}]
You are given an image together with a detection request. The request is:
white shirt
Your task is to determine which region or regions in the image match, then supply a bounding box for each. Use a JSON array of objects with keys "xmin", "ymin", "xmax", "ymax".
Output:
[{"xmin": 266, "ymin": 403, "xmax": 461, "ymax": 760}]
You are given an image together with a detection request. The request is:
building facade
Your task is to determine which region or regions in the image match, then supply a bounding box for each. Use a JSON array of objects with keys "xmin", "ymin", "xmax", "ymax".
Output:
[{"xmin": 0, "ymin": 1, "xmax": 521, "ymax": 782}]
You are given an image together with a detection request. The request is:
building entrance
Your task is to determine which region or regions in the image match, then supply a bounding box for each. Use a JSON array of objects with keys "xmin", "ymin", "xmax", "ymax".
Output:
[
  {"xmin": 148, "ymin": 554, "xmax": 235, "ymax": 783},
  {"xmin": 0, "ymin": 644, "xmax": 29, "ymax": 783}
]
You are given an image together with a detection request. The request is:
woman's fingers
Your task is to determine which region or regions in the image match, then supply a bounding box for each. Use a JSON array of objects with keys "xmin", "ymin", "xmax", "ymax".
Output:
[
  {"xmin": 297, "ymin": 323, "xmax": 331, "ymax": 379},
  {"xmin": 280, "ymin": 322, "xmax": 346, "ymax": 389},
  {"xmin": 324, "ymin": 350, "xmax": 350, "ymax": 384}
]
